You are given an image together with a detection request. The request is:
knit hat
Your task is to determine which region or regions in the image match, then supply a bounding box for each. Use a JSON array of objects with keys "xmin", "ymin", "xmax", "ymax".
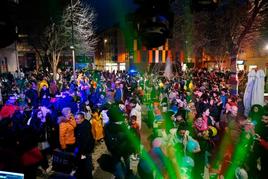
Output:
[
  {"xmin": 40, "ymin": 80, "xmax": 48, "ymax": 89},
  {"xmin": 152, "ymin": 137, "xmax": 163, "ymax": 148}
]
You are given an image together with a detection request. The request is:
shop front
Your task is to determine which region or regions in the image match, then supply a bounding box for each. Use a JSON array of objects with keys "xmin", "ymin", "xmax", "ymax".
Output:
[{"xmin": 105, "ymin": 62, "xmax": 126, "ymax": 72}]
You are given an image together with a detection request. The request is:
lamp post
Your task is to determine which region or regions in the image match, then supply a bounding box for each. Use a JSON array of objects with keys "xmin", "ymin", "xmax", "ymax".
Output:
[
  {"xmin": 70, "ymin": 0, "xmax": 75, "ymax": 79},
  {"xmin": 265, "ymin": 44, "xmax": 268, "ymax": 51},
  {"xmin": 15, "ymin": 26, "xmax": 19, "ymax": 72},
  {"xmin": 104, "ymin": 38, "xmax": 107, "ymax": 69}
]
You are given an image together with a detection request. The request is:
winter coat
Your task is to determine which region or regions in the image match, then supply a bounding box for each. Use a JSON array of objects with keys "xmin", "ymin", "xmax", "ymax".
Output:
[
  {"xmin": 130, "ymin": 104, "xmax": 142, "ymax": 130},
  {"xmin": 91, "ymin": 113, "xmax": 104, "ymax": 141},
  {"xmin": 75, "ymin": 120, "xmax": 95, "ymax": 155},
  {"xmin": 25, "ymin": 88, "xmax": 39, "ymax": 107},
  {"xmin": 0, "ymin": 104, "xmax": 19, "ymax": 119},
  {"xmin": 114, "ymin": 88, "xmax": 123, "ymax": 103},
  {"xmin": 104, "ymin": 121, "xmax": 133, "ymax": 157},
  {"xmin": 40, "ymin": 88, "xmax": 50, "ymax": 99},
  {"xmin": 38, "ymin": 80, "xmax": 49, "ymax": 91},
  {"xmin": 40, "ymin": 88, "xmax": 51, "ymax": 107},
  {"xmin": 59, "ymin": 116, "xmax": 76, "ymax": 150}
]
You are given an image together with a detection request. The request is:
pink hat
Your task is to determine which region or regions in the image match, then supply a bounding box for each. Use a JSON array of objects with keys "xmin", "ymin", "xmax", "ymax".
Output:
[{"xmin": 152, "ymin": 137, "xmax": 163, "ymax": 148}]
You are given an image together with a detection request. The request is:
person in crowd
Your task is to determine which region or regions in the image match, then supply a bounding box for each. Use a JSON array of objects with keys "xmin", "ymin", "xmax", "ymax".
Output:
[
  {"xmin": 253, "ymin": 110, "xmax": 268, "ymax": 178},
  {"xmin": 0, "ymin": 95, "xmax": 19, "ymax": 120},
  {"xmin": 209, "ymin": 96, "xmax": 222, "ymax": 123},
  {"xmin": 49, "ymin": 80, "xmax": 59, "ymax": 97},
  {"xmin": 220, "ymin": 88, "xmax": 228, "ymax": 109},
  {"xmin": 100, "ymin": 104, "xmax": 110, "ymax": 125},
  {"xmin": 221, "ymin": 102, "xmax": 239, "ymax": 131},
  {"xmin": 74, "ymin": 112, "xmax": 95, "ymax": 179},
  {"xmin": 114, "ymin": 83, "xmax": 124, "ymax": 103},
  {"xmin": 104, "ymin": 104, "xmax": 133, "ymax": 179},
  {"xmin": 172, "ymin": 122, "xmax": 200, "ymax": 178},
  {"xmin": 38, "ymin": 77, "xmax": 49, "ymax": 92},
  {"xmin": 58, "ymin": 107, "xmax": 76, "ymax": 152},
  {"xmin": 130, "ymin": 99, "xmax": 142, "ymax": 130},
  {"xmin": 83, "ymin": 100, "xmax": 92, "ymax": 120},
  {"xmin": 129, "ymin": 115, "xmax": 141, "ymax": 161},
  {"xmin": 39, "ymin": 84, "xmax": 51, "ymax": 107},
  {"xmin": 138, "ymin": 137, "xmax": 167, "ymax": 179},
  {"xmin": 91, "ymin": 109, "xmax": 104, "ymax": 143},
  {"xmin": 97, "ymin": 92, "xmax": 108, "ymax": 108},
  {"xmin": 173, "ymin": 110, "xmax": 186, "ymax": 128},
  {"xmin": 28, "ymin": 109, "xmax": 52, "ymax": 173},
  {"xmin": 248, "ymin": 104, "xmax": 264, "ymax": 126},
  {"xmin": 19, "ymin": 111, "xmax": 43, "ymax": 179},
  {"xmin": 0, "ymin": 67, "xmax": 255, "ymax": 178},
  {"xmin": 25, "ymin": 82, "xmax": 39, "ymax": 108}
]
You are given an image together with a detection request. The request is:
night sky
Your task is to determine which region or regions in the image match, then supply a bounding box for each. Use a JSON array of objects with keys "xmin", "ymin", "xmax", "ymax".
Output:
[
  {"xmin": 0, "ymin": 0, "xmax": 138, "ymax": 48},
  {"xmin": 89, "ymin": 0, "xmax": 137, "ymax": 31},
  {"xmin": 17, "ymin": 0, "xmax": 137, "ymax": 32}
]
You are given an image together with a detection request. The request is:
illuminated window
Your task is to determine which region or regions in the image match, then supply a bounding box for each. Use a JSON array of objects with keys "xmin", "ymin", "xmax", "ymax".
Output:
[{"xmin": 249, "ymin": 65, "xmax": 257, "ymax": 71}]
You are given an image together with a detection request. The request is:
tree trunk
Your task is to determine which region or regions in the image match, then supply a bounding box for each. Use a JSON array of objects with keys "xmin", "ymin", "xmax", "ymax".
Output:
[
  {"xmin": 33, "ymin": 47, "xmax": 43, "ymax": 71},
  {"xmin": 52, "ymin": 53, "xmax": 58, "ymax": 81},
  {"xmin": 52, "ymin": 62, "xmax": 57, "ymax": 81},
  {"xmin": 229, "ymin": 48, "xmax": 239, "ymax": 96}
]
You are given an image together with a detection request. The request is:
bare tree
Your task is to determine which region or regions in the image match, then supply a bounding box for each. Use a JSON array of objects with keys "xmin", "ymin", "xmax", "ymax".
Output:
[
  {"xmin": 63, "ymin": 0, "xmax": 97, "ymax": 54},
  {"xmin": 43, "ymin": 22, "xmax": 68, "ymax": 80},
  {"xmin": 43, "ymin": 0, "xmax": 97, "ymax": 80},
  {"xmin": 222, "ymin": 0, "xmax": 268, "ymax": 94},
  {"xmin": 171, "ymin": 1, "xmax": 214, "ymax": 64},
  {"xmin": 173, "ymin": 0, "xmax": 268, "ymax": 94}
]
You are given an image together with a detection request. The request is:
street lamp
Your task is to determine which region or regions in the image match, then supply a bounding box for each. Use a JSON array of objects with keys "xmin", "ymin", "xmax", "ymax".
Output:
[
  {"xmin": 70, "ymin": 45, "xmax": 75, "ymax": 78},
  {"xmin": 70, "ymin": 0, "xmax": 75, "ymax": 80},
  {"xmin": 265, "ymin": 44, "xmax": 268, "ymax": 51},
  {"xmin": 104, "ymin": 39, "xmax": 108, "ymax": 67}
]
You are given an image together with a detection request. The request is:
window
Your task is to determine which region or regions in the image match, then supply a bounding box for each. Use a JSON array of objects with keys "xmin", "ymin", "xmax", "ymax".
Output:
[{"xmin": 249, "ymin": 65, "xmax": 257, "ymax": 71}]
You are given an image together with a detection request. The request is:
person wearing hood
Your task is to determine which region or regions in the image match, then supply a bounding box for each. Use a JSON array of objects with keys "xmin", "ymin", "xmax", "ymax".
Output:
[
  {"xmin": 39, "ymin": 84, "xmax": 50, "ymax": 107},
  {"xmin": 91, "ymin": 109, "xmax": 104, "ymax": 143},
  {"xmin": 0, "ymin": 95, "xmax": 19, "ymax": 120},
  {"xmin": 248, "ymin": 104, "xmax": 264, "ymax": 127},
  {"xmin": 130, "ymin": 99, "xmax": 142, "ymax": 130},
  {"xmin": 58, "ymin": 107, "xmax": 76, "ymax": 152},
  {"xmin": 104, "ymin": 105, "xmax": 133, "ymax": 179}
]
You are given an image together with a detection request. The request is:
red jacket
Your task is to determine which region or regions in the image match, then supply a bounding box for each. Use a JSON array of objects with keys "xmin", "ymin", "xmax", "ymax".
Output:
[
  {"xmin": 260, "ymin": 139, "xmax": 268, "ymax": 150},
  {"xmin": 0, "ymin": 104, "xmax": 18, "ymax": 119}
]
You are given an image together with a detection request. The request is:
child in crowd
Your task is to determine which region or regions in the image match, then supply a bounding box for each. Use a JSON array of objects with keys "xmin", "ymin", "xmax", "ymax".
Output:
[
  {"xmin": 91, "ymin": 109, "xmax": 104, "ymax": 143},
  {"xmin": 130, "ymin": 115, "xmax": 141, "ymax": 160}
]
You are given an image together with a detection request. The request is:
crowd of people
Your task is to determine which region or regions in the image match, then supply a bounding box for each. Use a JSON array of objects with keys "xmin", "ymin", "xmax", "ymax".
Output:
[{"xmin": 0, "ymin": 67, "xmax": 267, "ymax": 179}]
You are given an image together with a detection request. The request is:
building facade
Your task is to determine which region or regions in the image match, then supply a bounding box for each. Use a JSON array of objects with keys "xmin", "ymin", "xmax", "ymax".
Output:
[{"xmin": 95, "ymin": 26, "xmax": 127, "ymax": 72}]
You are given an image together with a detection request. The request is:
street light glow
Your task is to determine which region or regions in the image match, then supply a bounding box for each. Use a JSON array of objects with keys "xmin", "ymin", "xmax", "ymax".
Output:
[
  {"xmin": 104, "ymin": 39, "xmax": 107, "ymax": 43},
  {"xmin": 265, "ymin": 44, "xmax": 268, "ymax": 50}
]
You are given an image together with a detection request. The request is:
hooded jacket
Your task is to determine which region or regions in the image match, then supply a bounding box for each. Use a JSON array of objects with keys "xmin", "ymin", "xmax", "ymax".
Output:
[
  {"xmin": 91, "ymin": 113, "xmax": 104, "ymax": 141},
  {"xmin": 58, "ymin": 116, "xmax": 76, "ymax": 149}
]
